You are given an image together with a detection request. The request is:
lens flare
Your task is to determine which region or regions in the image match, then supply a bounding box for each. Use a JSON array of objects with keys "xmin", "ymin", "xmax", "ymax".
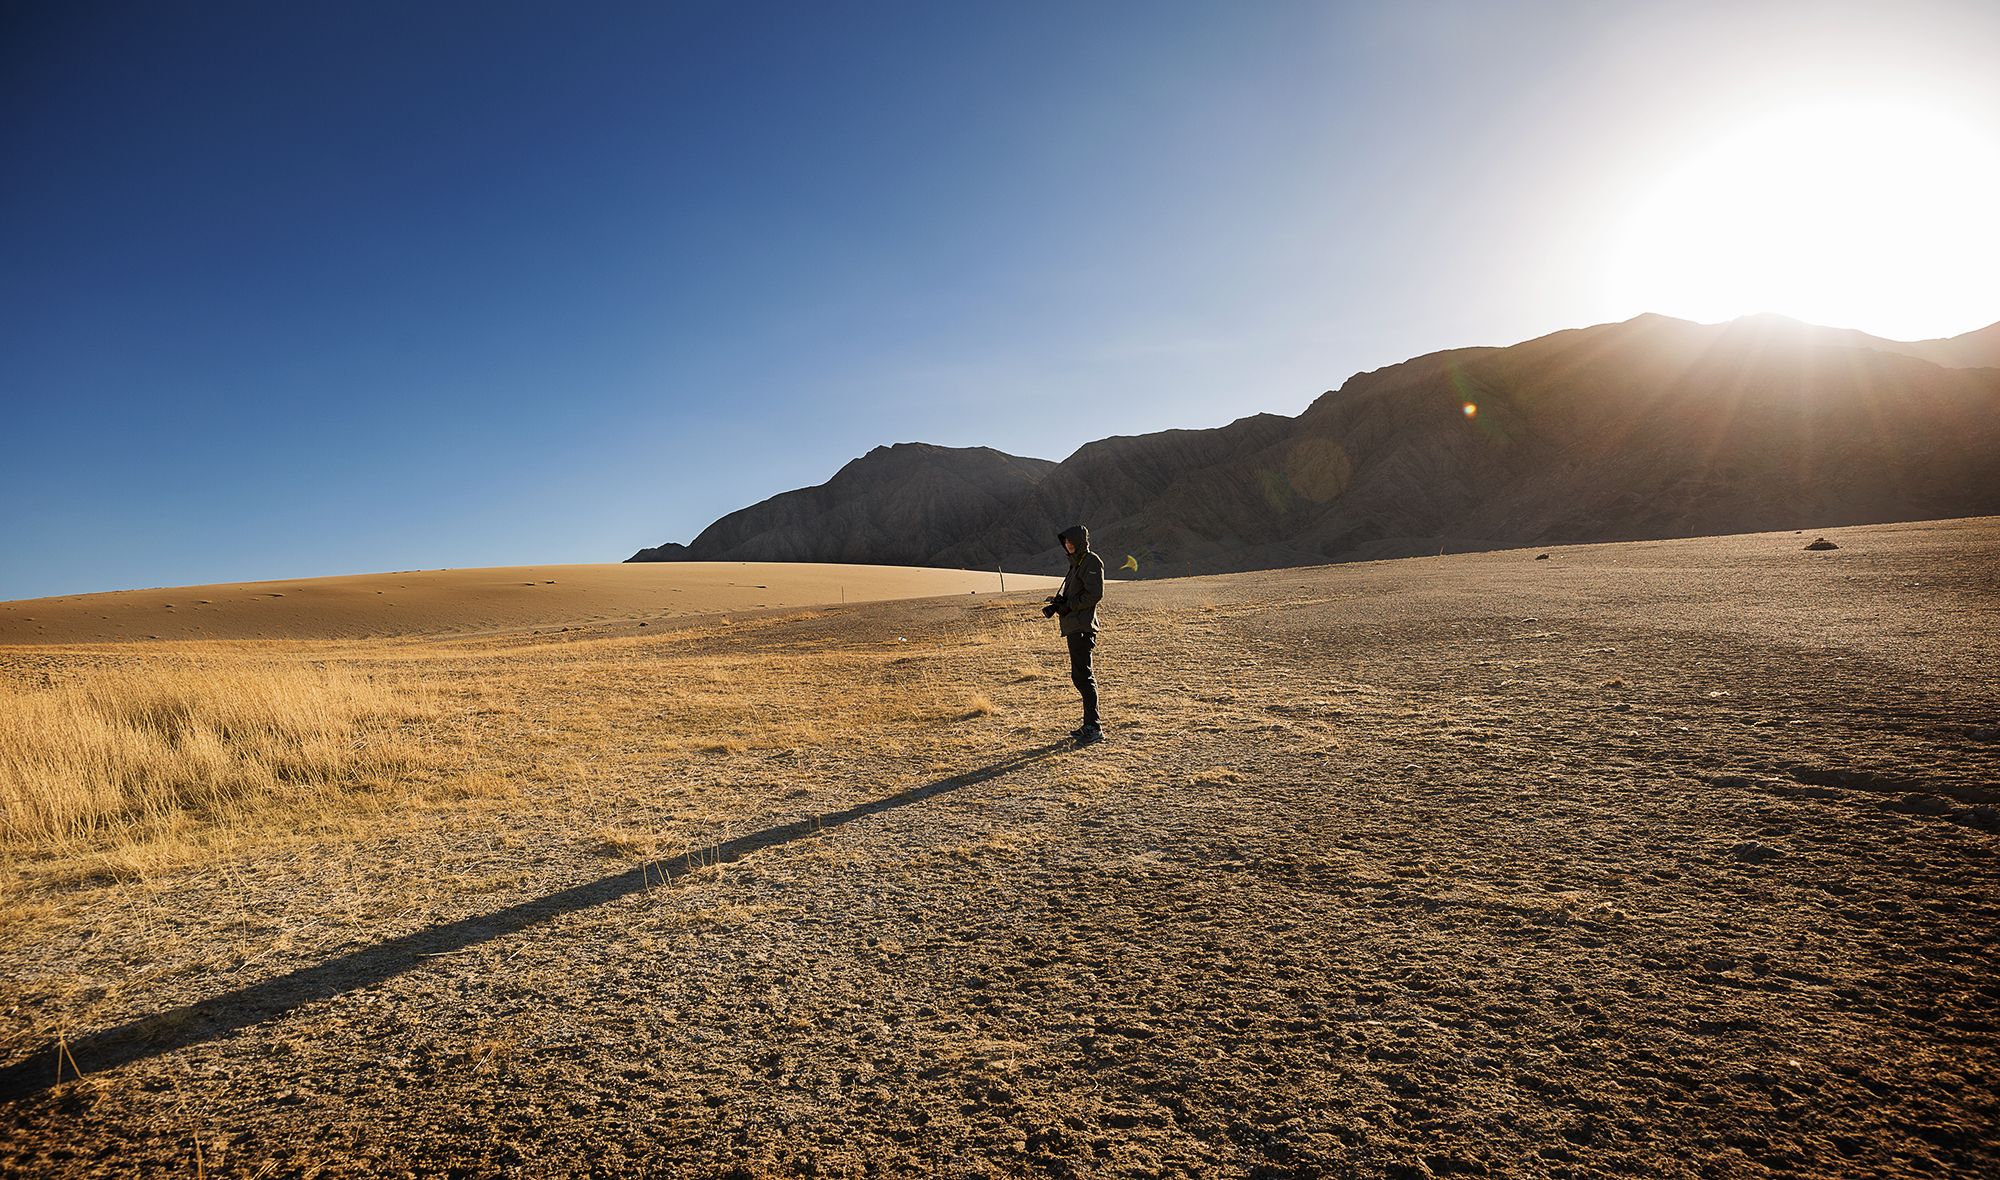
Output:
[{"xmin": 1462, "ymin": 403, "xmax": 1477, "ymax": 418}]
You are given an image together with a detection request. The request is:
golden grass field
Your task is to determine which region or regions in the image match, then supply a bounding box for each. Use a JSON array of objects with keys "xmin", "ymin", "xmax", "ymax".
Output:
[
  {"xmin": 1, "ymin": 562, "xmax": 1064, "ymax": 897},
  {"xmin": 1, "ymin": 528, "xmax": 1995, "ymax": 1178}
]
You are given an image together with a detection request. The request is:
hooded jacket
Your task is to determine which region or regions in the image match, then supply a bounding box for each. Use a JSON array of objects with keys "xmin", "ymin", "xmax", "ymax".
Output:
[{"xmin": 1053, "ymin": 524, "xmax": 1105, "ymax": 636}]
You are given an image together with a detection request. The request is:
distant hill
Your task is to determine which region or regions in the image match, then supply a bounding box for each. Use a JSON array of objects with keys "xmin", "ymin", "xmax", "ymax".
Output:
[
  {"xmin": 630, "ymin": 443, "xmax": 1059, "ymax": 566},
  {"xmin": 630, "ymin": 313, "xmax": 2000, "ymax": 576}
]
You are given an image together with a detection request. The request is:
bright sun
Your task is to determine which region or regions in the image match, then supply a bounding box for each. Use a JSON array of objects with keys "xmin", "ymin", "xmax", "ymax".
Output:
[{"xmin": 1605, "ymin": 98, "xmax": 2000, "ymax": 340}]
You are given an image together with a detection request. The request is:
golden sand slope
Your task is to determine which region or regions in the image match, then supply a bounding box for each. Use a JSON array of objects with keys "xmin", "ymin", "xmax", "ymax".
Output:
[{"xmin": 0, "ymin": 562, "xmax": 1065, "ymax": 645}]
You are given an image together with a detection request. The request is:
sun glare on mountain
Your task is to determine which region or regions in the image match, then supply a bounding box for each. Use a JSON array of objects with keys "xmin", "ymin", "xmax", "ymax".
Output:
[{"xmin": 1605, "ymin": 98, "xmax": 2000, "ymax": 340}]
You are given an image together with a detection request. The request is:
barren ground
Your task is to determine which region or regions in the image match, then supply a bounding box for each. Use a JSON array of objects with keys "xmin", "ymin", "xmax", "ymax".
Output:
[{"xmin": 3, "ymin": 519, "xmax": 1997, "ymax": 1178}]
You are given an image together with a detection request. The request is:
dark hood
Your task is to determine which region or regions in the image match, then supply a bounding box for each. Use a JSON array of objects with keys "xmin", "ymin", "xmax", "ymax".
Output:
[{"xmin": 1057, "ymin": 524, "xmax": 1090, "ymax": 563}]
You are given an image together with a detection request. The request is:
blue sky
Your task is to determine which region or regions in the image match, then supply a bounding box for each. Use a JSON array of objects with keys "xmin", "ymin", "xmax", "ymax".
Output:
[{"xmin": 5, "ymin": 1, "xmax": 1997, "ymax": 600}]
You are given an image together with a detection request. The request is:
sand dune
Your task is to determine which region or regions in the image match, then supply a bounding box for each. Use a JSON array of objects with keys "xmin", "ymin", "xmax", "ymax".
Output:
[{"xmin": 0, "ymin": 562, "xmax": 1064, "ymax": 645}]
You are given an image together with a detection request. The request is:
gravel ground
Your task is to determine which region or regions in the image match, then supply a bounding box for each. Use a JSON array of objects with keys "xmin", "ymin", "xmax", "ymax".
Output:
[{"xmin": 3, "ymin": 519, "xmax": 1996, "ymax": 1178}]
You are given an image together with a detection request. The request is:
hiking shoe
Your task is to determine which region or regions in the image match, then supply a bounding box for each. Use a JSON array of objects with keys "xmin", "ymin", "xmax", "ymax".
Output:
[{"xmin": 1074, "ymin": 724, "xmax": 1104, "ymax": 744}]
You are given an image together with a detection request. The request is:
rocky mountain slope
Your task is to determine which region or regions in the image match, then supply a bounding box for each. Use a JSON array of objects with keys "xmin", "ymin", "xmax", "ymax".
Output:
[
  {"xmin": 629, "ymin": 444, "xmax": 1058, "ymax": 566},
  {"xmin": 630, "ymin": 313, "xmax": 2000, "ymax": 575},
  {"xmin": 1782, "ymin": 314, "xmax": 2000, "ymax": 370}
]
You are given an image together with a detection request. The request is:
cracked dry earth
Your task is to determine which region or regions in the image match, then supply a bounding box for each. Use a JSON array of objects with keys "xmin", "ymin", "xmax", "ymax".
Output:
[{"xmin": 4, "ymin": 518, "xmax": 1998, "ymax": 1178}]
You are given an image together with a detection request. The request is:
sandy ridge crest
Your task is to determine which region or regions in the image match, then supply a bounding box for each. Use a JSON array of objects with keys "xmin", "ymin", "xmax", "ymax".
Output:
[{"xmin": 0, "ymin": 562, "xmax": 1065, "ymax": 645}]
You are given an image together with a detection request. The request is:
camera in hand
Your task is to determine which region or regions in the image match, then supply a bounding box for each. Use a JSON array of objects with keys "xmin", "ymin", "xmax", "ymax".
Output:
[{"xmin": 1042, "ymin": 594, "xmax": 1064, "ymax": 618}]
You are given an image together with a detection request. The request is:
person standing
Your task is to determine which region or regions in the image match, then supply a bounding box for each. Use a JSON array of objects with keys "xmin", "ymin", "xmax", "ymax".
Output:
[{"xmin": 1043, "ymin": 524, "xmax": 1105, "ymax": 742}]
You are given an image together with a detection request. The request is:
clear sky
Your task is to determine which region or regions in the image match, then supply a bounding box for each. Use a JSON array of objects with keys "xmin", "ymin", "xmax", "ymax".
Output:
[{"xmin": 5, "ymin": 1, "xmax": 1997, "ymax": 601}]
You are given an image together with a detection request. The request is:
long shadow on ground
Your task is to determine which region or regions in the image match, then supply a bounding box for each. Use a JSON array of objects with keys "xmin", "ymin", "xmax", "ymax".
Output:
[{"xmin": 0, "ymin": 740, "xmax": 1074, "ymax": 1101}]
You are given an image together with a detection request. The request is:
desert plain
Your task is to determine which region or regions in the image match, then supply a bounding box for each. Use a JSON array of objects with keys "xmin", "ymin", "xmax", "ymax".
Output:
[
  {"xmin": 0, "ymin": 562, "xmax": 1047, "ymax": 645},
  {"xmin": 1, "ymin": 521, "xmax": 1996, "ymax": 1178}
]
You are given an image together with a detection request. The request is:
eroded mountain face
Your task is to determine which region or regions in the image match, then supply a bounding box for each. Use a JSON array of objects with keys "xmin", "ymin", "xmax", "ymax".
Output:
[{"xmin": 631, "ymin": 314, "xmax": 2000, "ymax": 576}]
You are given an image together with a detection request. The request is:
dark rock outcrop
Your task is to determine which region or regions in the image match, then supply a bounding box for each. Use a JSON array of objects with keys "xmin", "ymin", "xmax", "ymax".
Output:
[
  {"xmin": 627, "ymin": 443, "xmax": 1059, "ymax": 566},
  {"xmin": 628, "ymin": 541, "xmax": 691, "ymax": 562},
  {"xmin": 630, "ymin": 314, "xmax": 2000, "ymax": 576}
]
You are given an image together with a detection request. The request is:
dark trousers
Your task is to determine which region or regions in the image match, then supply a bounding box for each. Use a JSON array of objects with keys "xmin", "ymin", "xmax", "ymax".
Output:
[{"xmin": 1066, "ymin": 631, "xmax": 1099, "ymax": 727}]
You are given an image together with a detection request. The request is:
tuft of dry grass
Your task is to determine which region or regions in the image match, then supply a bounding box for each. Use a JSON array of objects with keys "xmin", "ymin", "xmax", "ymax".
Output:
[
  {"xmin": 683, "ymin": 737, "xmax": 748, "ymax": 755},
  {"xmin": 964, "ymin": 693, "xmax": 999, "ymax": 717},
  {"xmin": 597, "ymin": 828, "xmax": 666, "ymax": 858},
  {"xmin": 943, "ymin": 830, "xmax": 1019, "ymax": 859}
]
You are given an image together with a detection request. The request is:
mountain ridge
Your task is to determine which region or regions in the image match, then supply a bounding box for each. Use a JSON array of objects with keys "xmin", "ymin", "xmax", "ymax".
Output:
[{"xmin": 630, "ymin": 313, "xmax": 2000, "ymax": 575}]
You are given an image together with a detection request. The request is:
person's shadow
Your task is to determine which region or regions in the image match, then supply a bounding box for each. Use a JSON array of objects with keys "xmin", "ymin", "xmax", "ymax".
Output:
[{"xmin": 0, "ymin": 739, "xmax": 1073, "ymax": 1102}]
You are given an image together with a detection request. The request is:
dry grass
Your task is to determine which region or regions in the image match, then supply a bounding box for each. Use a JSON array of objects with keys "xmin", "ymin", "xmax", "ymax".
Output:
[
  {"xmin": 0, "ymin": 659, "xmax": 436, "ymax": 872},
  {"xmin": 682, "ymin": 737, "xmax": 749, "ymax": 755},
  {"xmin": 0, "ymin": 596, "xmax": 1075, "ymax": 897},
  {"xmin": 938, "ymin": 830, "xmax": 1020, "ymax": 860},
  {"xmin": 597, "ymin": 828, "xmax": 667, "ymax": 858}
]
